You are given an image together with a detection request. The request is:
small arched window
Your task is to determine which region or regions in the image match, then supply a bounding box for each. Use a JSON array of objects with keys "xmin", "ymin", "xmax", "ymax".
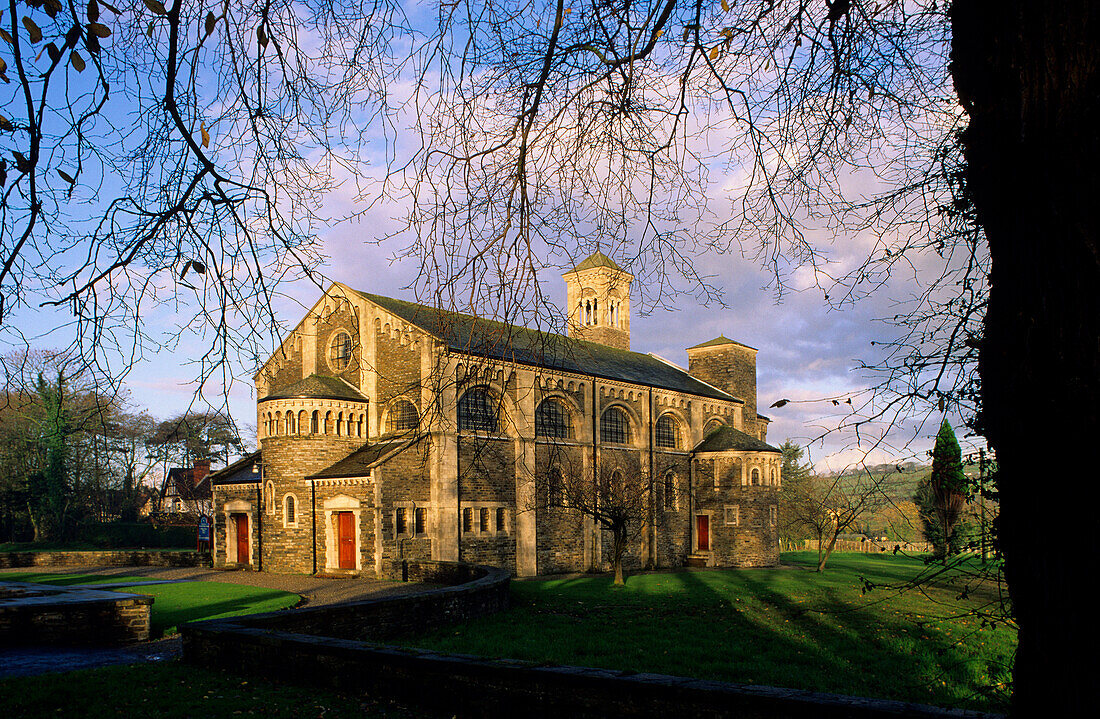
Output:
[
  {"xmin": 600, "ymin": 406, "xmax": 630, "ymax": 445},
  {"xmin": 387, "ymin": 400, "xmax": 420, "ymax": 433},
  {"xmin": 298, "ymin": 410, "xmax": 308, "ymax": 435},
  {"xmin": 285, "ymin": 410, "xmax": 295, "ymax": 435},
  {"xmin": 663, "ymin": 471, "xmax": 676, "ymax": 510},
  {"xmin": 311, "ymin": 410, "xmax": 319, "ymax": 434},
  {"xmin": 284, "ymin": 495, "xmax": 297, "ymax": 527},
  {"xmin": 265, "ymin": 481, "xmax": 275, "ymax": 515},
  {"xmin": 458, "ymin": 387, "xmax": 498, "ymax": 433},
  {"xmin": 655, "ymin": 414, "xmax": 680, "ymax": 449},
  {"xmin": 751, "ymin": 468, "xmax": 761, "ymax": 486},
  {"xmin": 535, "ymin": 398, "xmax": 572, "ymax": 439},
  {"xmin": 330, "ymin": 331, "xmax": 352, "ymax": 371},
  {"xmin": 704, "ymin": 418, "xmax": 725, "ymax": 436}
]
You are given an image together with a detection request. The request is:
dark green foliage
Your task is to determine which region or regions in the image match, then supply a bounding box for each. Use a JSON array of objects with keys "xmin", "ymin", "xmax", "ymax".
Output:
[{"xmin": 915, "ymin": 420, "xmax": 971, "ymax": 559}]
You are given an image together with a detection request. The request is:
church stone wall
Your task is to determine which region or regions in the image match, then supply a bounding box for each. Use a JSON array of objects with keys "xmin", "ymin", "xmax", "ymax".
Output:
[
  {"xmin": 458, "ymin": 436, "xmax": 518, "ymax": 573},
  {"xmin": 313, "ymin": 299, "xmax": 361, "ymax": 386},
  {"xmin": 651, "ymin": 451, "xmax": 692, "ymax": 569},
  {"xmin": 688, "ymin": 344, "xmax": 759, "ymax": 430},
  {"xmin": 534, "ymin": 443, "xmax": 589, "ymax": 574},
  {"xmin": 374, "ymin": 318, "xmax": 423, "ymax": 420}
]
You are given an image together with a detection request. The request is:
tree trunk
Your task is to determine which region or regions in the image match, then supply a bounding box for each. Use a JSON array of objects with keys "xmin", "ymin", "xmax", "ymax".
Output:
[
  {"xmin": 612, "ymin": 528, "xmax": 627, "ymax": 585},
  {"xmin": 952, "ymin": 2, "xmax": 1098, "ymax": 714},
  {"xmin": 817, "ymin": 531, "xmax": 839, "ymax": 572}
]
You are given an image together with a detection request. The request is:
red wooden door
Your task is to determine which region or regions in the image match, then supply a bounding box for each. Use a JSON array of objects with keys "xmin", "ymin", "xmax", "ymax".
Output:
[
  {"xmin": 696, "ymin": 515, "xmax": 710, "ymax": 551},
  {"xmin": 233, "ymin": 513, "xmax": 249, "ymax": 564},
  {"xmin": 338, "ymin": 511, "xmax": 356, "ymax": 569}
]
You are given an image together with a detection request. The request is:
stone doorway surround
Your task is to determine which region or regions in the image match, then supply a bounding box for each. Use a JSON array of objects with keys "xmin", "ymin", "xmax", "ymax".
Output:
[
  {"xmin": 222, "ymin": 499, "xmax": 254, "ymax": 565},
  {"xmin": 323, "ymin": 494, "xmax": 363, "ymax": 571}
]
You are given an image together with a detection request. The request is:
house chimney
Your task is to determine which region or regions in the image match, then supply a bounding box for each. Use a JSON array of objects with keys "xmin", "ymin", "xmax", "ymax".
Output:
[{"xmin": 193, "ymin": 459, "xmax": 212, "ymax": 486}]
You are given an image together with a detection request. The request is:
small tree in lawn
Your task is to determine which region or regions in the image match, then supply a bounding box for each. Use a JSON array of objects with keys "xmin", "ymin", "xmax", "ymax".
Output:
[
  {"xmin": 784, "ymin": 468, "xmax": 887, "ymax": 572},
  {"xmin": 537, "ymin": 454, "xmax": 649, "ymax": 586},
  {"xmin": 915, "ymin": 419, "xmax": 971, "ymax": 562}
]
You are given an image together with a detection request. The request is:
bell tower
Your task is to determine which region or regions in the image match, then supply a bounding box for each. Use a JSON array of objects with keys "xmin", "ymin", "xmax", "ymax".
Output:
[{"xmin": 563, "ymin": 251, "xmax": 633, "ymax": 351}]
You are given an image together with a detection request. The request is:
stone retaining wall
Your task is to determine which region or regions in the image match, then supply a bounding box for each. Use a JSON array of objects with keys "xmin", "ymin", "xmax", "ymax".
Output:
[
  {"xmin": 182, "ymin": 624, "xmax": 998, "ymax": 719},
  {"xmin": 0, "ymin": 581, "xmax": 152, "ymax": 645},
  {"xmin": 227, "ymin": 559, "xmax": 510, "ymax": 642},
  {"xmin": 0, "ymin": 550, "xmax": 211, "ymax": 569}
]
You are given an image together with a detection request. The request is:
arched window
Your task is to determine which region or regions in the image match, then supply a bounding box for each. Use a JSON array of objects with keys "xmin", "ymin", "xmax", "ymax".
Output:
[
  {"xmin": 330, "ymin": 331, "xmax": 352, "ymax": 371},
  {"xmin": 663, "ymin": 471, "xmax": 676, "ymax": 509},
  {"xmin": 458, "ymin": 387, "xmax": 498, "ymax": 433},
  {"xmin": 324, "ymin": 410, "xmax": 333, "ymax": 434},
  {"xmin": 535, "ymin": 398, "xmax": 572, "ymax": 439},
  {"xmin": 655, "ymin": 414, "xmax": 681, "ymax": 449},
  {"xmin": 751, "ymin": 468, "xmax": 761, "ymax": 486},
  {"xmin": 311, "ymin": 410, "xmax": 319, "ymax": 434},
  {"xmin": 285, "ymin": 410, "xmax": 294, "ymax": 435},
  {"xmin": 265, "ymin": 481, "xmax": 275, "ymax": 515},
  {"xmin": 704, "ymin": 418, "xmax": 725, "ymax": 436},
  {"xmin": 299, "ymin": 410, "xmax": 308, "ymax": 435},
  {"xmin": 600, "ymin": 406, "xmax": 630, "ymax": 445},
  {"xmin": 336, "ymin": 411, "xmax": 344, "ymax": 436},
  {"xmin": 285, "ymin": 495, "xmax": 296, "ymax": 525},
  {"xmin": 387, "ymin": 400, "xmax": 420, "ymax": 433}
]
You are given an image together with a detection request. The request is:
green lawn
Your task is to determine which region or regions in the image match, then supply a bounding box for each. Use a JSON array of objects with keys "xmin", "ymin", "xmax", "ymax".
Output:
[
  {"xmin": 0, "ymin": 663, "xmax": 424, "ymax": 719},
  {"xmin": 396, "ymin": 552, "xmax": 1015, "ymax": 712},
  {"xmin": 0, "ymin": 572, "xmax": 300, "ymax": 636}
]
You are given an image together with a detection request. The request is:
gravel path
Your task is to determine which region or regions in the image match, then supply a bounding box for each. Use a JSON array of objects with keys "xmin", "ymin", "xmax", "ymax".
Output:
[{"xmin": 0, "ymin": 566, "xmax": 434, "ymax": 679}]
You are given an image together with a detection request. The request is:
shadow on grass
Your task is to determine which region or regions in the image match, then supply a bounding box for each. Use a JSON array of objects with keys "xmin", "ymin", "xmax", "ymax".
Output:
[{"xmin": 395, "ymin": 556, "xmax": 1013, "ymax": 713}]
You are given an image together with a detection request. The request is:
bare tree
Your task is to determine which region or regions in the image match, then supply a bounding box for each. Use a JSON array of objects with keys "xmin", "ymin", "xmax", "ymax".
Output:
[
  {"xmin": 783, "ymin": 467, "xmax": 886, "ymax": 572},
  {"xmin": 0, "ymin": 0, "xmax": 407, "ymax": 402},
  {"xmin": 535, "ymin": 449, "xmax": 649, "ymax": 585}
]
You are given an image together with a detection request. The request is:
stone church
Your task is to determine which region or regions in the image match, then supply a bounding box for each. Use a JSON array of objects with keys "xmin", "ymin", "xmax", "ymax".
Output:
[{"xmin": 210, "ymin": 252, "xmax": 783, "ymax": 576}]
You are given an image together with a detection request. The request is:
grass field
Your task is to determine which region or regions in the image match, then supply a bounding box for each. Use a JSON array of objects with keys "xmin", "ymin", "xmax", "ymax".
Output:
[
  {"xmin": 0, "ymin": 663, "xmax": 426, "ymax": 719},
  {"xmin": 0, "ymin": 572, "xmax": 300, "ymax": 636},
  {"xmin": 396, "ymin": 552, "xmax": 1015, "ymax": 712}
]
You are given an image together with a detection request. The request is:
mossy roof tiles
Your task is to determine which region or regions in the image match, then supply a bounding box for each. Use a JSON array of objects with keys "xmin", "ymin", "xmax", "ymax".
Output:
[
  {"xmin": 260, "ymin": 374, "xmax": 367, "ymax": 402},
  {"xmin": 686, "ymin": 334, "xmax": 757, "ymax": 351},
  {"xmin": 307, "ymin": 438, "xmax": 410, "ymax": 479},
  {"xmin": 564, "ymin": 250, "xmax": 625, "ymax": 273},
  {"xmin": 693, "ymin": 425, "xmax": 780, "ymax": 454},
  {"xmin": 354, "ymin": 290, "xmax": 736, "ymax": 402}
]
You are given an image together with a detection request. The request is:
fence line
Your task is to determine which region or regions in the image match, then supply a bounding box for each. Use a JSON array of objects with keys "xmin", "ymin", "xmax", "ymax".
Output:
[{"xmin": 782, "ymin": 539, "xmax": 933, "ymax": 554}]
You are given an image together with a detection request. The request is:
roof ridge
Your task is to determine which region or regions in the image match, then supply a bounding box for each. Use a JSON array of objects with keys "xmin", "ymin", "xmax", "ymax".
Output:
[{"xmin": 351, "ymin": 290, "xmax": 735, "ymax": 401}]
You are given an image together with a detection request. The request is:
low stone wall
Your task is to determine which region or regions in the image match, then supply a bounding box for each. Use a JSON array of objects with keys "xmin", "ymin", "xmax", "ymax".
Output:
[
  {"xmin": 228, "ymin": 560, "xmax": 510, "ymax": 642},
  {"xmin": 0, "ymin": 550, "xmax": 211, "ymax": 569},
  {"xmin": 181, "ymin": 559, "xmax": 999, "ymax": 719},
  {"xmin": 183, "ymin": 626, "xmax": 998, "ymax": 719},
  {"xmin": 0, "ymin": 581, "xmax": 152, "ymax": 645}
]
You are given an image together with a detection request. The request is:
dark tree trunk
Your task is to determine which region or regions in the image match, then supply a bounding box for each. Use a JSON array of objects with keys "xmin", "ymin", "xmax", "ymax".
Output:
[{"xmin": 952, "ymin": 1, "xmax": 1099, "ymax": 714}]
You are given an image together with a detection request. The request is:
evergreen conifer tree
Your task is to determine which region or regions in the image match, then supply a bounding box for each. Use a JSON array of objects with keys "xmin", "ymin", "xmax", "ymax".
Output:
[{"xmin": 915, "ymin": 419, "xmax": 970, "ymax": 561}]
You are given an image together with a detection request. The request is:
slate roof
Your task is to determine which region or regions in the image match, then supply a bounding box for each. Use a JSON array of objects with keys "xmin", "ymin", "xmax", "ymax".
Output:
[
  {"xmin": 564, "ymin": 250, "xmax": 626, "ymax": 274},
  {"xmin": 686, "ymin": 334, "xmax": 757, "ymax": 351},
  {"xmin": 352, "ymin": 290, "xmax": 737, "ymax": 402},
  {"xmin": 307, "ymin": 438, "xmax": 415, "ymax": 479},
  {"xmin": 208, "ymin": 451, "xmax": 263, "ymax": 485},
  {"xmin": 693, "ymin": 425, "xmax": 780, "ymax": 454},
  {"xmin": 261, "ymin": 374, "xmax": 367, "ymax": 402}
]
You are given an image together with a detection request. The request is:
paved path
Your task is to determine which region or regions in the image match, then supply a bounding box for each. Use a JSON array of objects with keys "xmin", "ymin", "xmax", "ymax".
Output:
[{"xmin": 0, "ymin": 566, "xmax": 433, "ymax": 680}]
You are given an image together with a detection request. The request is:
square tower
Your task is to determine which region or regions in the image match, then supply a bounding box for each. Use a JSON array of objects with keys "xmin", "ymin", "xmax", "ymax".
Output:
[{"xmin": 562, "ymin": 251, "xmax": 633, "ymax": 351}]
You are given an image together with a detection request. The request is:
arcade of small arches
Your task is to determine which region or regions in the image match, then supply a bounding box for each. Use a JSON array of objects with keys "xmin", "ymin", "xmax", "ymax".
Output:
[
  {"xmin": 577, "ymin": 296, "xmax": 625, "ymax": 329},
  {"xmin": 258, "ymin": 400, "xmax": 369, "ymax": 440}
]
